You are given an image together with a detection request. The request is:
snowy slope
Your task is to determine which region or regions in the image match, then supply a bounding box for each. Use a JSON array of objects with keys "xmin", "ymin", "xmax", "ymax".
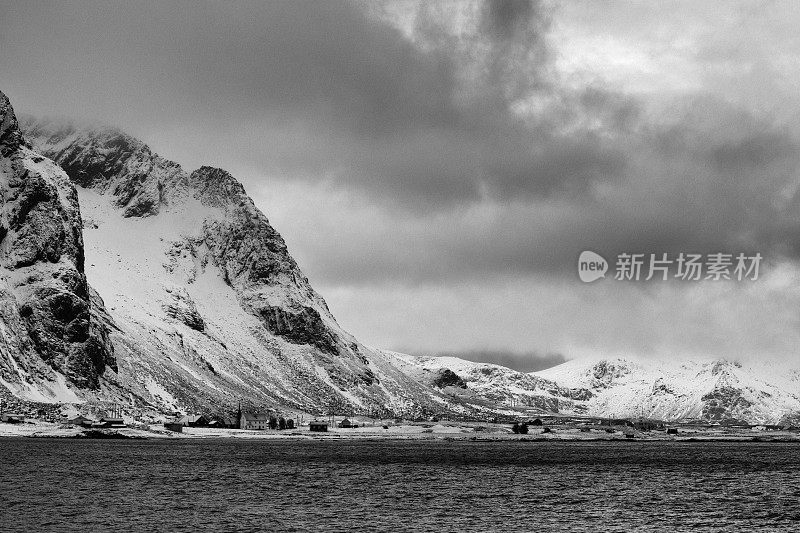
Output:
[
  {"xmin": 388, "ymin": 352, "xmax": 800, "ymax": 424},
  {"xmin": 17, "ymin": 117, "xmax": 456, "ymax": 417},
  {"xmin": 535, "ymin": 357, "xmax": 800, "ymax": 424},
  {"xmin": 9, "ymin": 105, "xmax": 800, "ymax": 424},
  {"xmin": 385, "ymin": 351, "xmax": 593, "ymax": 414},
  {"xmin": 0, "ymin": 91, "xmax": 114, "ymax": 404}
]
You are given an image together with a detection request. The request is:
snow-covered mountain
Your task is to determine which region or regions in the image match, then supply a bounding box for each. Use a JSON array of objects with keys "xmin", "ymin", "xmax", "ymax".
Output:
[
  {"xmin": 4, "ymin": 88, "xmax": 800, "ymax": 425},
  {"xmin": 391, "ymin": 352, "xmax": 800, "ymax": 424},
  {"xmin": 385, "ymin": 352, "xmax": 593, "ymax": 414},
  {"xmin": 536, "ymin": 357, "xmax": 800, "ymax": 425},
  {"xmin": 0, "ymin": 90, "xmax": 113, "ymax": 405},
  {"xmin": 10, "ymin": 102, "xmax": 461, "ymax": 417}
]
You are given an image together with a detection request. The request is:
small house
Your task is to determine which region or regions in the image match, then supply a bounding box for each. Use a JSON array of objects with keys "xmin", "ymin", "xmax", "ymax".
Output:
[
  {"xmin": 164, "ymin": 422, "xmax": 183, "ymax": 433},
  {"xmin": 0, "ymin": 413, "xmax": 24, "ymax": 424},
  {"xmin": 67, "ymin": 415, "xmax": 95, "ymax": 428},
  {"xmin": 337, "ymin": 418, "xmax": 353, "ymax": 428},
  {"xmin": 666, "ymin": 428, "xmax": 679, "ymax": 435},
  {"xmin": 239, "ymin": 411, "xmax": 270, "ymax": 430},
  {"xmin": 189, "ymin": 415, "xmax": 212, "ymax": 427},
  {"xmin": 95, "ymin": 417, "xmax": 126, "ymax": 428},
  {"xmin": 309, "ymin": 420, "xmax": 328, "ymax": 432},
  {"xmin": 171, "ymin": 415, "xmax": 202, "ymax": 427},
  {"xmin": 632, "ymin": 419, "xmax": 659, "ymax": 431},
  {"xmin": 218, "ymin": 416, "xmax": 237, "ymax": 428}
]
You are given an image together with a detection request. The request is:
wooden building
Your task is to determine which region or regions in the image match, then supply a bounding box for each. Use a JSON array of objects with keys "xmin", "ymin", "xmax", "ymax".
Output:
[
  {"xmin": 171, "ymin": 415, "xmax": 203, "ymax": 427},
  {"xmin": 67, "ymin": 415, "xmax": 95, "ymax": 428},
  {"xmin": 309, "ymin": 420, "xmax": 328, "ymax": 432},
  {"xmin": 164, "ymin": 422, "xmax": 183, "ymax": 433},
  {"xmin": 0, "ymin": 413, "xmax": 24, "ymax": 424},
  {"xmin": 239, "ymin": 411, "xmax": 271, "ymax": 430},
  {"xmin": 95, "ymin": 417, "xmax": 126, "ymax": 428}
]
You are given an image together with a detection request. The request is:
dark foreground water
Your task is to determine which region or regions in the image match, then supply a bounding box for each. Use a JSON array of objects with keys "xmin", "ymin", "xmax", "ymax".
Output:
[{"xmin": 1, "ymin": 439, "xmax": 800, "ymax": 532}]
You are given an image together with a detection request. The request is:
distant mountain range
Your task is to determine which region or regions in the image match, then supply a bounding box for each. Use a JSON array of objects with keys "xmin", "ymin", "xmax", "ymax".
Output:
[{"xmin": 2, "ymin": 89, "xmax": 799, "ymax": 424}]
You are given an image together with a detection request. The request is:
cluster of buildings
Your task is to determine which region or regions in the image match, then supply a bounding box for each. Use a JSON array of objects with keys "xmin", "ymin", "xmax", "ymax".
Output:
[
  {"xmin": 160, "ymin": 406, "xmax": 366, "ymax": 433},
  {"xmin": 0, "ymin": 402, "xmax": 128, "ymax": 428},
  {"xmin": 162, "ymin": 407, "xmax": 309, "ymax": 433},
  {"xmin": 64, "ymin": 405, "xmax": 127, "ymax": 428}
]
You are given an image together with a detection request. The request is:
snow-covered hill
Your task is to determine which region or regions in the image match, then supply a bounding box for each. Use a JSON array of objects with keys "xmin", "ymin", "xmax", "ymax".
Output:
[
  {"xmin": 15, "ymin": 112, "xmax": 459, "ymax": 417},
  {"xmin": 0, "ymin": 90, "xmax": 113, "ymax": 404},
  {"xmin": 385, "ymin": 351, "xmax": 593, "ymax": 414},
  {"xmin": 535, "ymin": 357, "xmax": 800, "ymax": 424},
  {"xmin": 390, "ymin": 352, "xmax": 800, "ymax": 424},
  {"xmin": 5, "ymin": 90, "xmax": 800, "ymax": 425}
]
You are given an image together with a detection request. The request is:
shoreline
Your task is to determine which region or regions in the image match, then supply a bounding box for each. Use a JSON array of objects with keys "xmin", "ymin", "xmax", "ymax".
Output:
[{"xmin": 3, "ymin": 421, "xmax": 799, "ymax": 443}]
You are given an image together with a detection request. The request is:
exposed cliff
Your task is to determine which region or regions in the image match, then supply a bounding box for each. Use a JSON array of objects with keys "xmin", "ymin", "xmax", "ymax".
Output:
[
  {"xmin": 20, "ymin": 115, "xmax": 452, "ymax": 417},
  {"xmin": 0, "ymin": 91, "xmax": 114, "ymax": 398}
]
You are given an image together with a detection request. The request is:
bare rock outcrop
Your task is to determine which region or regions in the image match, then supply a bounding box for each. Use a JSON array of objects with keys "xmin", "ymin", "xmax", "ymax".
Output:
[{"xmin": 0, "ymin": 90, "xmax": 114, "ymax": 390}]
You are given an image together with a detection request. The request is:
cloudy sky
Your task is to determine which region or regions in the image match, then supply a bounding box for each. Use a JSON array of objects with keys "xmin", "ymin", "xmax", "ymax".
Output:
[{"xmin": 3, "ymin": 0, "xmax": 800, "ymax": 370}]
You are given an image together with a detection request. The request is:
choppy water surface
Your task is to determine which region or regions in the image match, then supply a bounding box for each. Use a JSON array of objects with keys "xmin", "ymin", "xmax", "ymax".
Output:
[{"xmin": 1, "ymin": 438, "xmax": 799, "ymax": 532}]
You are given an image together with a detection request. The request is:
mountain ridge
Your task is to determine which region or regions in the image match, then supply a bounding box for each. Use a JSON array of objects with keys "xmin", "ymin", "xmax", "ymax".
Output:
[
  {"xmin": 0, "ymin": 90, "xmax": 114, "ymax": 402},
  {"xmin": 3, "ymin": 92, "xmax": 798, "ymax": 425},
  {"xmin": 18, "ymin": 108, "xmax": 475, "ymax": 420},
  {"xmin": 393, "ymin": 353, "xmax": 800, "ymax": 424}
]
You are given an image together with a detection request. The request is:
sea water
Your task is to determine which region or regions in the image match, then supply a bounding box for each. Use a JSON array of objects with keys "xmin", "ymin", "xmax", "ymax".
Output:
[{"xmin": 1, "ymin": 438, "xmax": 799, "ymax": 532}]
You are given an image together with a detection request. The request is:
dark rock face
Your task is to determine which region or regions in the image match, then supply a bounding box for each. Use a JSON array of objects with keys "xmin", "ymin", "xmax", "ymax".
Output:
[
  {"xmin": 0, "ymin": 93, "xmax": 26, "ymax": 156},
  {"xmin": 23, "ymin": 115, "xmax": 391, "ymax": 411},
  {"xmin": 432, "ymin": 368, "xmax": 467, "ymax": 389},
  {"xmin": 202, "ymin": 206, "xmax": 296, "ymax": 287},
  {"xmin": 189, "ymin": 167, "xmax": 248, "ymax": 208},
  {"xmin": 25, "ymin": 120, "xmax": 348, "ymax": 359},
  {"xmin": 559, "ymin": 387, "xmax": 593, "ymax": 401},
  {"xmin": 163, "ymin": 289, "xmax": 205, "ymax": 332},
  {"xmin": 259, "ymin": 305, "xmax": 339, "ymax": 355},
  {"xmin": 701, "ymin": 386, "xmax": 753, "ymax": 421},
  {"xmin": 589, "ymin": 360, "xmax": 631, "ymax": 388},
  {"xmin": 0, "ymin": 90, "xmax": 114, "ymax": 389},
  {"xmin": 21, "ymin": 121, "xmax": 184, "ymax": 217}
]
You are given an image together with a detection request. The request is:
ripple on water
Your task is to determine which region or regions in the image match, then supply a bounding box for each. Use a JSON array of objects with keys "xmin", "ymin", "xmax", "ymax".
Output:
[{"xmin": 1, "ymin": 439, "xmax": 799, "ymax": 532}]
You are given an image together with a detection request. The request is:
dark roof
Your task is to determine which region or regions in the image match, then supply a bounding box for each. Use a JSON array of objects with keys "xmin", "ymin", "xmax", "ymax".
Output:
[
  {"xmin": 171, "ymin": 415, "xmax": 202, "ymax": 425},
  {"xmin": 241, "ymin": 412, "xmax": 270, "ymax": 422},
  {"xmin": 309, "ymin": 420, "xmax": 328, "ymax": 426}
]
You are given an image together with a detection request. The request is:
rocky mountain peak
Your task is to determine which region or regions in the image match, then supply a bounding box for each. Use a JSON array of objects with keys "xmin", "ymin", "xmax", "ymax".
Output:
[
  {"xmin": 0, "ymin": 92, "xmax": 115, "ymax": 392},
  {"xmin": 189, "ymin": 166, "xmax": 249, "ymax": 208},
  {"xmin": 21, "ymin": 116, "xmax": 389, "ymax": 409},
  {"xmin": 588, "ymin": 359, "xmax": 633, "ymax": 386},
  {"xmin": 0, "ymin": 90, "xmax": 26, "ymax": 156},
  {"xmin": 22, "ymin": 118, "xmax": 184, "ymax": 218}
]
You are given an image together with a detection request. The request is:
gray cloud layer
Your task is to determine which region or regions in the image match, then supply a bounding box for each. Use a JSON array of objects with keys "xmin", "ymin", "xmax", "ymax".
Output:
[
  {"xmin": 0, "ymin": 0, "xmax": 627, "ymax": 208},
  {"xmin": 3, "ymin": 0, "xmax": 800, "ymax": 363},
  {"xmin": 6, "ymin": 0, "xmax": 795, "ymax": 286}
]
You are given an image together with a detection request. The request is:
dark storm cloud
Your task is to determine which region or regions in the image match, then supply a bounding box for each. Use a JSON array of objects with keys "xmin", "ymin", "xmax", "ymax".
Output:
[
  {"xmin": 481, "ymin": 0, "xmax": 536, "ymax": 41},
  {"xmin": 3, "ymin": 0, "xmax": 800, "ymax": 286},
  {"xmin": 288, "ymin": 92, "xmax": 800, "ymax": 286},
  {"xmin": 0, "ymin": 0, "xmax": 625, "ymax": 209}
]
